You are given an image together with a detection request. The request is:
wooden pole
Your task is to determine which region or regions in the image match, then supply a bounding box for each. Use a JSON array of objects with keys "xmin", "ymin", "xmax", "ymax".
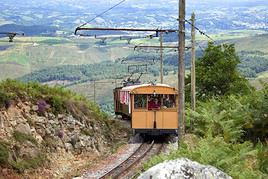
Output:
[
  {"xmin": 94, "ymin": 80, "xmax": 96, "ymax": 103},
  {"xmin": 178, "ymin": 0, "xmax": 186, "ymax": 143},
  {"xmin": 160, "ymin": 31, "xmax": 163, "ymax": 83},
  {"xmin": 190, "ymin": 12, "xmax": 196, "ymax": 131}
]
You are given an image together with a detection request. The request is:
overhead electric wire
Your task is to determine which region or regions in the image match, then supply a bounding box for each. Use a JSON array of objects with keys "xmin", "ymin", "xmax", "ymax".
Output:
[
  {"xmin": 185, "ymin": 19, "xmax": 215, "ymax": 42},
  {"xmin": 196, "ymin": 42, "xmax": 205, "ymax": 53},
  {"xmin": 78, "ymin": 0, "xmax": 127, "ymax": 28}
]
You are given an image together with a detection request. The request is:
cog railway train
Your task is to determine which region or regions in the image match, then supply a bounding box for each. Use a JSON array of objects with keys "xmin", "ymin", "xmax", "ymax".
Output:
[{"xmin": 114, "ymin": 83, "xmax": 179, "ymax": 136}]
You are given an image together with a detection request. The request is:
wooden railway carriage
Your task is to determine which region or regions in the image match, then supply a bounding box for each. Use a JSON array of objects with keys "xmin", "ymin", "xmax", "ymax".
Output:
[{"xmin": 114, "ymin": 84, "xmax": 178, "ymax": 135}]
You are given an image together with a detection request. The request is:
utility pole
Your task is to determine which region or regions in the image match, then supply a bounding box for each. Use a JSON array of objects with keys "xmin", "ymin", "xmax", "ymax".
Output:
[
  {"xmin": 190, "ymin": 12, "xmax": 196, "ymax": 131},
  {"xmin": 93, "ymin": 80, "xmax": 96, "ymax": 103},
  {"xmin": 0, "ymin": 32, "xmax": 24, "ymax": 42},
  {"xmin": 178, "ymin": 0, "xmax": 186, "ymax": 142},
  {"xmin": 160, "ymin": 31, "xmax": 164, "ymax": 83}
]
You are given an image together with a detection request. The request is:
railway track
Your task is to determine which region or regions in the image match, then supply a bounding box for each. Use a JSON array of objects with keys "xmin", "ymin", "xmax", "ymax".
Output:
[{"xmin": 99, "ymin": 140, "xmax": 164, "ymax": 179}]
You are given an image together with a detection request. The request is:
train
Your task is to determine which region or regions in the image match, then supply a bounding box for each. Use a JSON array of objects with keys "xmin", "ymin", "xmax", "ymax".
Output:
[{"xmin": 114, "ymin": 83, "xmax": 179, "ymax": 136}]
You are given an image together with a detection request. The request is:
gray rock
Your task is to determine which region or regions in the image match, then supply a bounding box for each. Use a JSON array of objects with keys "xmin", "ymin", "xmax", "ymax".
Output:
[
  {"xmin": 15, "ymin": 123, "xmax": 31, "ymax": 134},
  {"xmin": 65, "ymin": 142, "xmax": 73, "ymax": 151},
  {"xmin": 9, "ymin": 120, "xmax": 17, "ymax": 127},
  {"xmin": 32, "ymin": 105, "xmax": 39, "ymax": 111},
  {"xmin": 34, "ymin": 116, "xmax": 47, "ymax": 124},
  {"xmin": 36, "ymin": 127, "xmax": 46, "ymax": 137},
  {"xmin": 47, "ymin": 113, "xmax": 55, "ymax": 119},
  {"xmin": 138, "ymin": 158, "xmax": 232, "ymax": 179},
  {"xmin": 48, "ymin": 119, "xmax": 56, "ymax": 125},
  {"xmin": 57, "ymin": 114, "xmax": 65, "ymax": 119}
]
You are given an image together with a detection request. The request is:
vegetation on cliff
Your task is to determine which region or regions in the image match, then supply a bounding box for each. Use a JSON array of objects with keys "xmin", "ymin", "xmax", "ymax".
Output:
[{"xmin": 0, "ymin": 79, "xmax": 130, "ymax": 176}]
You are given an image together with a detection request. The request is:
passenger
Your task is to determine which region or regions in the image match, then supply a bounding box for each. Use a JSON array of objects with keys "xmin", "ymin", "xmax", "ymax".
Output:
[
  {"xmin": 163, "ymin": 96, "xmax": 175, "ymax": 108},
  {"xmin": 148, "ymin": 98, "xmax": 161, "ymax": 110}
]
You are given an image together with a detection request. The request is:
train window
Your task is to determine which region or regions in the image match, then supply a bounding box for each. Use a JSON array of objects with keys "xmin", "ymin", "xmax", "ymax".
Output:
[
  {"xmin": 162, "ymin": 94, "xmax": 176, "ymax": 108},
  {"xmin": 134, "ymin": 95, "xmax": 147, "ymax": 109},
  {"xmin": 148, "ymin": 95, "xmax": 161, "ymax": 110}
]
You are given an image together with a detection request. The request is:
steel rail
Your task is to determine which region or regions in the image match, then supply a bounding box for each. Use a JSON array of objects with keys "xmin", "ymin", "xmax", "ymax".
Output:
[{"xmin": 99, "ymin": 141, "xmax": 155, "ymax": 179}]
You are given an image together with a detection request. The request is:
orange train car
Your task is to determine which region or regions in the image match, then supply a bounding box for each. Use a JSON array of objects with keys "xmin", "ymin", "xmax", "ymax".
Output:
[{"xmin": 114, "ymin": 84, "xmax": 179, "ymax": 135}]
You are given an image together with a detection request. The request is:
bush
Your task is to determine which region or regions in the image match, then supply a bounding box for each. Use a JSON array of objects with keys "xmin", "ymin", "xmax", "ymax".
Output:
[
  {"xmin": 0, "ymin": 141, "xmax": 10, "ymax": 167},
  {"xmin": 0, "ymin": 91, "xmax": 14, "ymax": 109},
  {"xmin": 187, "ymin": 87, "xmax": 268, "ymax": 143},
  {"xmin": 13, "ymin": 131, "xmax": 37, "ymax": 145},
  {"xmin": 47, "ymin": 95, "xmax": 65, "ymax": 114},
  {"xmin": 37, "ymin": 99, "xmax": 49, "ymax": 115},
  {"xmin": 11, "ymin": 153, "xmax": 46, "ymax": 172},
  {"xmin": 145, "ymin": 136, "xmax": 268, "ymax": 179},
  {"xmin": 81, "ymin": 128, "xmax": 94, "ymax": 136}
]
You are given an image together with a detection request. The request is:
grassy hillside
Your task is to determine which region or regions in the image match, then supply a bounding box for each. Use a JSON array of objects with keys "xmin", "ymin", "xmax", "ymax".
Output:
[
  {"xmin": 0, "ymin": 30, "xmax": 267, "ymax": 80},
  {"xmin": 0, "ymin": 36, "xmax": 133, "ymax": 79},
  {"xmin": 228, "ymin": 33, "xmax": 268, "ymax": 54}
]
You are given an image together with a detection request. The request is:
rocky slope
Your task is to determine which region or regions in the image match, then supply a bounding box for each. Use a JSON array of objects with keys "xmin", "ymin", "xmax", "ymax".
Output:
[{"xmin": 0, "ymin": 80, "xmax": 130, "ymax": 178}]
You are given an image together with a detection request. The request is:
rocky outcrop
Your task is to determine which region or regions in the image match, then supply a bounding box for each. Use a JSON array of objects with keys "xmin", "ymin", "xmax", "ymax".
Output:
[
  {"xmin": 0, "ymin": 100, "xmax": 128, "ymax": 176},
  {"xmin": 0, "ymin": 102, "xmax": 108, "ymax": 154},
  {"xmin": 0, "ymin": 80, "xmax": 130, "ymax": 178},
  {"xmin": 138, "ymin": 158, "xmax": 232, "ymax": 179}
]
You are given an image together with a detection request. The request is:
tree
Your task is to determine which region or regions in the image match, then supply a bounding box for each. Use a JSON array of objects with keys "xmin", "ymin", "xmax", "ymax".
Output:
[{"xmin": 186, "ymin": 42, "xmax": 251, "ymax": 100}]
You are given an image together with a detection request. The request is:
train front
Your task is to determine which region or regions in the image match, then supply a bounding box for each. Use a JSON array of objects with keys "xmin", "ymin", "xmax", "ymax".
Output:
[{"xmin": 125, "ymin": 84, "xmax": 179, "ymax": 136}]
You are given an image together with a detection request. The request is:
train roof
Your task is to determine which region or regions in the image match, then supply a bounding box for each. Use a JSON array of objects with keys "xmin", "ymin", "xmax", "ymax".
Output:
[{"xmin": 121, "ymin": 83, "xmax": 177, "ymax": 94}]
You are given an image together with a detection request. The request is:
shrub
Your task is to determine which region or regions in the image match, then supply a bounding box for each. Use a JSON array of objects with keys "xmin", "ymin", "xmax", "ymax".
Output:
[
  {"xmin": 81, "ymin": 128, "xmax": 94, "ymax": 136},
  {"xmin": 187, "ymin": 89, "xmax": 268, "ymax": 143},
  {"xmin": 0, "ymin": 91, "xmax": 14, "ymax": 109},
  {"xmin": 11, "ymin": 153, "xmax": 46, "ymax": 172},
  {"xmin": 0, "ymin": 141, "xmax": 10, "ymax": 167},
  {"xmin": 144, "ymin": 136, "xmax": 268, "ymax": 179},
  {"xmin": 186, "ymin": 96, "xmax": 249, "ymax": 143},
  {"xmin": 13, "ymin": 131, "xmax": 37, "ymax": 145},
  {"xmin": 37, "ymin": 99, "xmax": 48, "ymax": 115}
]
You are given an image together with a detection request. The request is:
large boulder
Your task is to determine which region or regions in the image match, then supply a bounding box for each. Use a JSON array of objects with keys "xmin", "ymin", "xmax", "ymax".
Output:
[{"xmin": 138, "ymin": 158, "xmax": 232, "ymax": 179}]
